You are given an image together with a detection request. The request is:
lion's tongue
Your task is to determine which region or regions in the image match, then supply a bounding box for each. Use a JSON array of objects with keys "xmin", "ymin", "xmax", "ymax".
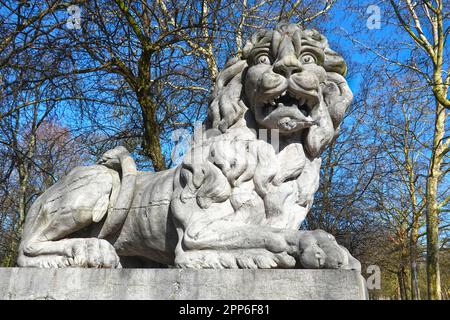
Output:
[{"xmin": 269, "ymin": 104, "xmax": 312, "ymax": 122}]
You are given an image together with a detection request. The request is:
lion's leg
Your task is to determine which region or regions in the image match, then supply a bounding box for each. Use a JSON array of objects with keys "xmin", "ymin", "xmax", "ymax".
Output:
[
  {"xmin": 19, "ymin": 238, "xmax": 121, "ymax": 268},
  {"xmin": 18, "ymin": 206, "xmax": 120, "ymax": 268},
  {"xmin": 175, "ymin": 248, "xmax": 297, "ymax": 269},
  {"xmin": 17, "ymin": 254, "xmax": 72, "ymax": 268},
  {"xmin": 175, "ymin": 222, "xmax": 299, "ymax": 269},
  {"xmin": 175, "ymin": 220, "xmax": 359, "ymax": 270}
]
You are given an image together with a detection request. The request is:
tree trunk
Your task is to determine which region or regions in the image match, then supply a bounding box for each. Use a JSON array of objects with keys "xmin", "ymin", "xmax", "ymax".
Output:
[
  {"xmin": 409, "ymin": 203, "xmax": 421, "ymax": 300},
  {"xmin": 403, "ymin": 268, "xmax": 410, "ymax": 300},
  {"xmin": 410, "ymin": 259, "xmax": 420, "ymax": 300},
  {"xmin": 140, "ymin": 101, "xmax": 166, "ymax": 172},
  {"xmin": 1, "ymin": 163, "xmax": 29, "ymax": 266},
  {"xmin": 405, "ymin": 116, "xmax": 421, "ymax": 300},
  {"xmin": 409, "ymin": 195, "xmax": 421, "ymax": 300},
  {"xmin": 136, "ymin": 55, "xmax": 166, "ymax": 172},
  {"xmin": 3, "ymin": 107, "xmax": 37, "ymax": 266},
  {"xmin": 426, "ymin": 102, "xmax": 445, "ymax": 300},
  {"xmin": 397, "ymin": 271, "xmax": 406, "ymax": 300},
  {"xmin": 426, "ymin": 174, "xmax": 441, "ymax": 300}
]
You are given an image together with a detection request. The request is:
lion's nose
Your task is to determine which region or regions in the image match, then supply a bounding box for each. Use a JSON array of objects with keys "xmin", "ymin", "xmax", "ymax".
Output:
[
  {"xmin": 273, "ymin": 55, "xmax": 303, "ymax": 78},
  {"xmin": 273, "ymin": 65, "xmax": 302, "ymax": 77}
]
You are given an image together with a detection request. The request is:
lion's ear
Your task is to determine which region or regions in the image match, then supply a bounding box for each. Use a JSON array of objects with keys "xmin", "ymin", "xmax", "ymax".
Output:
[
  {"xmin": 323, "ymin": 48, "xmax": 348, "ymax": 76},
  {"xmin": 322, "ymin": 72, "xmax": 353, "ymax": 130}
]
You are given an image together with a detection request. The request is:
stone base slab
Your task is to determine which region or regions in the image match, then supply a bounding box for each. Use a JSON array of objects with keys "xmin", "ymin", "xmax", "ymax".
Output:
[{"xmin": 0, "ymin": 268, "xmax": 368, "ymax": 300}]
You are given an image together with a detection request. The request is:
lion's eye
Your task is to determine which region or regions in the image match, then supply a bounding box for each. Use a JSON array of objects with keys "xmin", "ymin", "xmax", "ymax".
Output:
[
  {"xmin": 256, "ymin": 55, "xmax": 270, "ymax": 65},
  {"xmin": 301, "ymin": 54, "xmax": 316, "ymax": 64}
]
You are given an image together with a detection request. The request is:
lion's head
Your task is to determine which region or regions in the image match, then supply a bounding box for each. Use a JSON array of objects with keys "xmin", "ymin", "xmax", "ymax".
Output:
[{"xmin": 207, "ymin": 23, "xmax": 353, "ymax": 157}]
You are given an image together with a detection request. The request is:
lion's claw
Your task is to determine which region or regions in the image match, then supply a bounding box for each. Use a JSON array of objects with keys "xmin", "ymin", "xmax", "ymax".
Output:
[
  {"xmin": 175, "ymin": 249, "xmax": 296, "ymax": 269},
  {"xmin": 70, "ymin": 238, "xmax": 121, "ymax": 268}
]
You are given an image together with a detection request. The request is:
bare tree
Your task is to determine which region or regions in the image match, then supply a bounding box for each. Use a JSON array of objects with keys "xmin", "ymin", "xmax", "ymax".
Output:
[{"xmin": 388, "ymin": 0, "xmax": 449, "ymax": 299}]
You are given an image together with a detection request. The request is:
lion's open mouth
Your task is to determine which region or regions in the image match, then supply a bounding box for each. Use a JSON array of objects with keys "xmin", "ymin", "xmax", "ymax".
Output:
[
  {"xmin": 263, "ymin": 90, "xmax": 314, "ymax": 117},
  {"xmin": 255, "ymin": 90, "xmax": 318, "ymax": 132}
]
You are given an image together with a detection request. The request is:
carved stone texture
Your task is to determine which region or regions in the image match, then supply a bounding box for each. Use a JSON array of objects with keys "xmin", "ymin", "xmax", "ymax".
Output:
[
  {"xmin": 17, "ymin": 23, "xmax": 359, "ymax": 271},
  {"xmin": 0, "ymin": 268, "xmax": 368, "ymax": 300}
]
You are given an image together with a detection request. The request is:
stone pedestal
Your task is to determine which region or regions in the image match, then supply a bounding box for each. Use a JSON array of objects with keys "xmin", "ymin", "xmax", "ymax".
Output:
[{"xmin": 0, "ymin": 268, "xmax": 367, "ymax": 300}]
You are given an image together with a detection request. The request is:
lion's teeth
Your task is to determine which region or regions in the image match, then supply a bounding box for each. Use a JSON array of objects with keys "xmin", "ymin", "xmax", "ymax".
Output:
[
  {"xmin": 281, "ymin": 91, "xmax": 286, "ymax": 96},
  {"xmin": 270, "ymin": 100, "xmax": 276, "ymax": 106}
]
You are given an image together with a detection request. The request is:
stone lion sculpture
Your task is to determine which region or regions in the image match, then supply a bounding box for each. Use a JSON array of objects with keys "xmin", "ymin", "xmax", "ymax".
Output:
[{"xmin": 18, "ymin": 23, "xmax": 360, "ymax": 271}]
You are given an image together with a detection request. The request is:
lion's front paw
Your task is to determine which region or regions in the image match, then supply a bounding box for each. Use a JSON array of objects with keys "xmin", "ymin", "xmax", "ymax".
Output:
[
  {"xmin": 175, "ymin": 249, "xmax": 296, "ymax": 269},
  {"xmin": 175, "ymin": 250, "xmax": 234, "ymax": 269},
  {"xmin": 297, "ymin": 230, "xmax": 361, "ymax": 271},
  {"xmin": 235, "ymin": 250, "xmax": 296, "ymax": 269},
  {"xmin": 69, "ymin": 238, "xmax": 121, "ymax": 268}
]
